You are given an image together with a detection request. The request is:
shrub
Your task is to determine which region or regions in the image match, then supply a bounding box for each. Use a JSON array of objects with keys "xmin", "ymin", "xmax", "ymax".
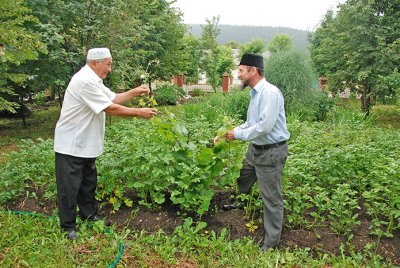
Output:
[
  {"xmin": 288, "ymin": 90, "xmax": 334, "ymax": 122},
  {"xmin": 34, "ymin": 91, "xmax": 48, "ymax": 106},
  {"xmin": 223, "ymin": 88, "xmax": 249, "ymax": 121},
  {"xmin": 154, "ymin": 84, "xmax": 185, "ymax": 106},
  {"xmin": 187, "ymin": 89, "xmax": 249, "ymax": 123},
  {"xmin": 189, "ymin": 88, "xmax": 203, "ymax": 97},
  {"xmin": 264, "ymin": 50, "xmax": 317, "ymax": 111}
]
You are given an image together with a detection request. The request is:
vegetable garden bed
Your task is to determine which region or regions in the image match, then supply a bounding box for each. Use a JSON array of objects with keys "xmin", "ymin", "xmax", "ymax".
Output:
[{"xmin": 1, "ymin": 98, "xmax": 399, "ymax": 266}]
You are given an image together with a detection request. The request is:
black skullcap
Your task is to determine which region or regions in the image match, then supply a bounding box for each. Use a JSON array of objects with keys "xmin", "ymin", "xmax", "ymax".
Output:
[{"xmin": 239, "ymin": 53, "xmax": 264, "ymax": 68}]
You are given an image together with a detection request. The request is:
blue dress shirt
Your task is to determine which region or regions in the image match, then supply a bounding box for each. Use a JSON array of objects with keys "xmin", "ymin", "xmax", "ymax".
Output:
[{"xmin": 233, "ymin": 78, "xmax": 290, "ymax": 145}]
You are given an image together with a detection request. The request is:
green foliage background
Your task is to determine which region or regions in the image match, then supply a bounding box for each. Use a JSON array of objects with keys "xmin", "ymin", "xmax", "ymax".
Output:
[{"xmin": 309, "ymin": 0, "xmax": 400, "ymax": 114}]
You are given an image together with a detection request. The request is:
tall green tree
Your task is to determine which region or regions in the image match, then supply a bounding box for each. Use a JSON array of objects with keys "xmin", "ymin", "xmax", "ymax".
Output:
[
  {"xmin": 239, "ymin": 38, "xmax": 265, "ymax": 57},
  {"xmin": 121, "ymin": 0, "xmax": 187, "ymax": 92},
  {"xmin": 268, "ymin": 34, "xmax": 293, "ymax": 54},
  {"xmin": 24, "ymin": 0, "xmax": 187, "ymax": 98},
  {"xmin": 0, "ymin": 0, "xmax": 46, "ymax": 113},
  {"xmin": 200, "ymin": 16, "xmax": 221, "ymax": 92},
  {"xmin": 25, "ymin": 0, "xmax": 113, "ymax": 105},
  {"xmin": 179, "ymin": 34, "xmax": 202, "ymax": 84},
  {"xmin": 200, "ymin": 16, "xmax": 235, "ymax": 92},
  {"xmin": 310, "ymin": 0, "xmax": 400, "ymax": 115},
  {"xmin": 2, "ymin": 0, "xmax": 190, "ymax": 116},
  {"xmin": 217, "ymin": 45, "xmax": 236, "ymax": 78}
]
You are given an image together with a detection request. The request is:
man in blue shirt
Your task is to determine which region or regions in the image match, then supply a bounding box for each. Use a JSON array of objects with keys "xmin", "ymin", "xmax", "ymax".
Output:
[{"xmin": 217, "ymin": 54, "xmax": 290, "ymax": 252}]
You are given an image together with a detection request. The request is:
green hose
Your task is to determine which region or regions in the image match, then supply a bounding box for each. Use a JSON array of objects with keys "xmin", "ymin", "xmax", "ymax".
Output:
[
  {"xmin": 108, "ymin": 241, "xmax": 124, "ymax": 268},
  {"xmin": 10, "ymin": 210, "xmax": 55, "ymax": 219},
  {"xmin": 9, "ymin": 210, "xmax": 124, "ymax": 268}
]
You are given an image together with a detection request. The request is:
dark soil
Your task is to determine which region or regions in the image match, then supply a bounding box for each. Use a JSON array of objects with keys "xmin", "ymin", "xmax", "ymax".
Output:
[{"xmin": 5, "ymin": 189, "xmax": 399, "ymax": 265}]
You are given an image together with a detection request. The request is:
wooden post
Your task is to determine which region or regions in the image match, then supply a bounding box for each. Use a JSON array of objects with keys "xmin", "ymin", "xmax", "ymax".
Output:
[
  {"xmin": 171, "ymin": 75, "xmax": 178, "ymax": 85},
  {"xmin": 319, "ymin": 76, "xmax": 327, "ymax": 90},
  {"xmin": 177, "ymin": 74, "xmax": 184, "ymax": 87}
]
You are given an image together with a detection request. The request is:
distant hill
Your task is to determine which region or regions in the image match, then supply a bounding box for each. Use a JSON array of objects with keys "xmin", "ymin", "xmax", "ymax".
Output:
[{"xmin": 187, "ymin": 24, "xmax": 310, "ymax": 51}]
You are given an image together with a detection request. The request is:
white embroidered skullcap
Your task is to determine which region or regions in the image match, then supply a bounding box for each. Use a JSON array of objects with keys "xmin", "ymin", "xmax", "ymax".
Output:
[{"xmin": 87, "ymin": 48, "xmax": 112, "ymax": 60}]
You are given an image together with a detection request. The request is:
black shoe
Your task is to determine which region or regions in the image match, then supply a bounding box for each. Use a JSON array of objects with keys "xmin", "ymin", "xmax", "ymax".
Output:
[
  {"xmin": 260, "ymin": 244, "xmax": 277, "ymax": 252},
  {"xmin": 222, "ymin": 200, "xmax": 245, "ymax": 211},
  {"xmin": 67, "ymin": 230, "xmax": 77, "ymax": 240},
  {"xmin": 87, "ymin": 214, "xmax": 111, "ymax": 226}
]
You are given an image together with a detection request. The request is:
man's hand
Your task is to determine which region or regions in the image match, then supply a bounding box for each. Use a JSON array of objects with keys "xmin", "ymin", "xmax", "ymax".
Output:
[
  {"xmin": 134, "ymin": 85, "xmax": 150, "ymax": 95},
  {"xmin": 226, "ymin": 130, "xmax": 235, "ymax": 141},
  {"xmin": 113, "ymin": 85, "xmax": 151, "ymax": 104},
  {"xmin": 214, "ymin": 130, "xmax": 235, "ymax": 143},
  {"xmin": 213, "ymin": 136, "xmax": 219, "ymax": 144},
  {"xmin": 139, "ymin": 108, "xmax": 157, "ymax": 119}
]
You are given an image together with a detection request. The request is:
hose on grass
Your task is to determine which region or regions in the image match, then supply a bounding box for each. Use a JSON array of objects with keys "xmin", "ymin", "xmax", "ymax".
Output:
[{"xmin": 8, "ymin": 210, "xmax": 124, "ymax": 268}]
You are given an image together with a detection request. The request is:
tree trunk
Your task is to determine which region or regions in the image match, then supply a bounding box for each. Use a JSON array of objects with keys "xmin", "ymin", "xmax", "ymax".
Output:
[
  {"xmin": 57, "ymin": 87, "xmax": 63, "ymax": 108},
  {"xmin": 18, "ymin": 95, "xmax": 27, "ymax": 127},
  {"xmin": 148, "ymin": 80, "xmax": 153, "ymax": 96},
  {"xmin": 360, "ymin": 81, "xmax": 371, "ymax": 116},
  {"xmin": 28, "ymin": 89, "xmax": 33, "ymax": 103},
  {"xmin": 21, "ymin": 111, "xmax": 27, "ymax": 127}
]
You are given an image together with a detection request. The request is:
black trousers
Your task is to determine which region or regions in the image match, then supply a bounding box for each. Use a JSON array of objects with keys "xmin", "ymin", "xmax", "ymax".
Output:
[{"xmin": 55, "ymin": 152, "xmax": 98, "ymax": 231}]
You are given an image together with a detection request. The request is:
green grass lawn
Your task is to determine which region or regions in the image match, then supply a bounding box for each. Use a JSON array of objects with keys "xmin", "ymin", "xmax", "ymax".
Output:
[
  {"xmin": 0, "ymin": 103, "xmax": 60, "ymax": 163},
  {"xmin": 1, "ymin": 210, "xmax": 393, "ymax": 267},
  {"xmin": 0, "ymin": 102, "xmax": 128, "ymax": 163},
  {"xmin": 373, "ymin": 103, "xmax": 400, "ymax": 128},
  {"xmin": 337, "ymin": 98, "xmax": 400, "ymax": 128}
]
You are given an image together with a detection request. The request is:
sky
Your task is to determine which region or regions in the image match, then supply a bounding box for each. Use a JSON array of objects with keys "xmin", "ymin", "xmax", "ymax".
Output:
[{"xmin": 172, "ymin": 0, "xmax": 347, "ymax": 31}]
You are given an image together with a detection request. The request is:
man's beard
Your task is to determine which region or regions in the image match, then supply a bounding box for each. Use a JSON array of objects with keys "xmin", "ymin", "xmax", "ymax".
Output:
[{"xmin": 241, "ymin": 82, "xmax": 249, "ymax": 90}]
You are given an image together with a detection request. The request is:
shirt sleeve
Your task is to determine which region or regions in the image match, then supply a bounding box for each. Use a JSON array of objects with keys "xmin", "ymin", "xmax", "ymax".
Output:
[
  {"xmin": 233, "ymin": 121, "xmax": 248, "ymax": 138},
  {"xmin": 102, "ymin": 84, "xmax": 117, "ymax": 101},
  {"xmin": 234, "ymin": 89, "xmax": 280, "ymax": 141},
  {"xmin": 80, "ymin": 80, "xmax": 114, "ymax": 115}
]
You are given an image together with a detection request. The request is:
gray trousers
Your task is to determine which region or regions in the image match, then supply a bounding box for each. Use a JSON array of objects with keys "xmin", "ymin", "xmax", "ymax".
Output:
[
  {"xmin": 238, "ymin": 143, "xmax": 288, "ymax": 248},
  {"xmin": 55, "ymin": 152, "xmax": 98, "ymax": 231}
]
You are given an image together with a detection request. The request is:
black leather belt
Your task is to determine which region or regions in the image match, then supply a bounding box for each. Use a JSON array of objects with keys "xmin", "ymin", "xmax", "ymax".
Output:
[{"xmin": 252, "ymin": 140, "xmax": 286, "ymax": 150}]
